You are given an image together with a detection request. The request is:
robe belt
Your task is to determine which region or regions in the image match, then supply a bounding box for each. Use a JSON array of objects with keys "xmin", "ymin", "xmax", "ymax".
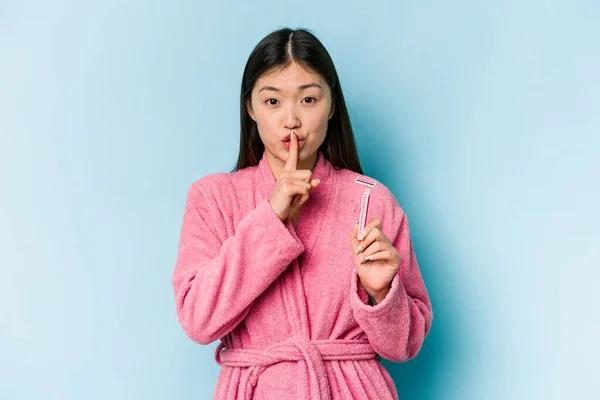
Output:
[{"xmin": 214, "ymin": 335, "xmax": 377, "ymax": 400}]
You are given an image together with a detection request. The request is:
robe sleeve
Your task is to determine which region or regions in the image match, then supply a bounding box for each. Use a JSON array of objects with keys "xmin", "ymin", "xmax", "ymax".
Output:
[
  {"xmin": 172, "ymin": 178, "xmax": 305, "ymax": 345},
  {"xmin": 349, "ymin": 190, "xmax": 433, "ymax": 362}
]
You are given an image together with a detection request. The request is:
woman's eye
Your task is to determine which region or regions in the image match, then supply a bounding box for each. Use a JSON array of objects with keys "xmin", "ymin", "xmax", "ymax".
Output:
[{"xmin": 264, "ymin": 97, "xmax": 317, "ymax": 106}]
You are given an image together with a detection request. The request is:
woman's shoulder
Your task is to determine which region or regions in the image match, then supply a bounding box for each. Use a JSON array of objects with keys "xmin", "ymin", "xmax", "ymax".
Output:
[
  {"xmin": 334, "ymin": 168, "xmax": 402, "ymax": 209},
  {"xmin": 188, "ymin": 172, "xmax": 230, "ymax": 199},
  {"xmin": 188, "ymin": 165, "xmax": 256, "ymax": 199},
  {"xmin": 333, "ymin": 167, "xmax": 407, "ymax": 234}
]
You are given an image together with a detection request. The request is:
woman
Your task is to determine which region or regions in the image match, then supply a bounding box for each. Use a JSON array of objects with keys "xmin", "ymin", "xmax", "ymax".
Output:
[{"xmin": 172, "ymin": 27, "xmax": 433, "ymax": 399}]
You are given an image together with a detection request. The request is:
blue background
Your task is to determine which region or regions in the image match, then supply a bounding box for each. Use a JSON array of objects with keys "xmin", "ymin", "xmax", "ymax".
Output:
[{"xmin": 1, "ymin": 0, "xmax": 598, "ymax": 399}]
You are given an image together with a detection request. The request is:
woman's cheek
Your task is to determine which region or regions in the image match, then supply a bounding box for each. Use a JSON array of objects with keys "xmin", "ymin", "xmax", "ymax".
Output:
[
  {"xmin": 255, "ymin": 116, "xmax": 279, "ymax": 141},
  {"xmin": 309, "ymin": 115, "xmax": 329, "ymax": 137},
  {"xmin": 305, "ymin": 110, "xmax": 327, "ymax": 130}
]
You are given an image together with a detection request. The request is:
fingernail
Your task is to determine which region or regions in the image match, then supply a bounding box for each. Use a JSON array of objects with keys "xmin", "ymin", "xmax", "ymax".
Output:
[
  {"xmin": 354, "ymin": 219, "xmax": 359, "ymax": 227},
  {"xmin": 316, "ymin": 178, "xmax": 321, "ymax": 183},
  {"xmin": 354, "ymin": 244, "xmax": 362, "ymax": 254}
]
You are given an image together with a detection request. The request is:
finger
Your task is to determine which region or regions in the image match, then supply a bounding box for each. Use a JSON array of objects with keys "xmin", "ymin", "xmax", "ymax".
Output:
[
  {"xmin": 287, "ymin": 176, "xmax": 312, "ymax": 191},
  {"xmin": 361, "ymin": 240, "xmax": 385, "ymax": 259},
  {"xmin": 355, "ymin": 228, "xmax": 377, "ymax": 256},
  {"xmin": 358, "ymin": 218, "xmax": 382, "ymax": 241},
  {"xmin": 363, "ymin": 218, "xmax": 382, "ymax": 237},
  {"xmin": 284, "ymin": 169, "xmax": 312, "ymax": 184},
  {"xmin": 283, "ymin": 130, "xmax": 298, "ymax": 172},
  {"xmin": 355, "ymin": 219, "xmax": 382, "ymax": 254},
  {"xmin": 290, "ymin": 194, "xmax": 302, "ymax": 207},
  {"xmin": 363, "ymin": 249, "xmax": 402, "ymax": 268},
  {"xmin": 310, "ymin": 178, "xmax": 321, "ymax": 190},
  {"xmin": 291, "ymin": 176, "xmax": 319, "ymax": 203},
  {"xmin": 292, "ymin": 179, "xmax": 320, "ymax": 207},
  {"xmin": 290, "ymin": 192, "xmax": 308, "ymax": 212},
  {"xmin": 290, "ymin": 197, "xmax": 302, "ymax": 213},
  {"xmin": 298, "ymin": 190, "xmax": 311, "ymax": 205},
  {"xmin": 362, "ymin": 249, "xmax": 392, "ymax": 262},
  {"xmin": 285, "ymin": 181, "xmax": 311, "ymax": 202}
]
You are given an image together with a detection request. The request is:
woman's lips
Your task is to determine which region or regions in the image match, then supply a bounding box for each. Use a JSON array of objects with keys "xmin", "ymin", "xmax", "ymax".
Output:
[
  {"xmin": 282, "ymin": 133, "xmax": 305, "ymax": 142},
  {"xmin": 283, "ymin": 139, "xmax": 305, "ymax": 148}
]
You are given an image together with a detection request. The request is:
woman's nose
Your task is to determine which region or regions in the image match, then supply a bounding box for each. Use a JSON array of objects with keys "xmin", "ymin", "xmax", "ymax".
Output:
[{"xmin": 284, "ymin": 103, "xmax": 300, "ymax": 128}]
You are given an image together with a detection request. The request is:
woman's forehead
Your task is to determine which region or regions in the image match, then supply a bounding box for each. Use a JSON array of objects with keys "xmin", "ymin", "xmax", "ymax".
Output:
[{"xmin": 256, "ymin": 63, "xmax": 324, "ymax": 90}]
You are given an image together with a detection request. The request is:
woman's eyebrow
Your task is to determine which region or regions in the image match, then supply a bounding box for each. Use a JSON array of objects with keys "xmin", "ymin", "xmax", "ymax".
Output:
[{"xmin": 258, "ymin": 83, "xmax": 322, "ymax": 93}]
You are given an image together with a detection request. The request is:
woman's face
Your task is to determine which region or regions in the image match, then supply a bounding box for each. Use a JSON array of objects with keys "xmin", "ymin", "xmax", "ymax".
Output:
[{"xmin": 247, "ymin": 61, "xmax": 334, "ymax": 171}]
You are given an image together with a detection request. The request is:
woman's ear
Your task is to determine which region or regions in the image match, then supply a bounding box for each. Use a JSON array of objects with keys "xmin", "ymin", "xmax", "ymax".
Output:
[{"xmin": 328, "ymin": 100, "xmax": 335, "ymax": 120}]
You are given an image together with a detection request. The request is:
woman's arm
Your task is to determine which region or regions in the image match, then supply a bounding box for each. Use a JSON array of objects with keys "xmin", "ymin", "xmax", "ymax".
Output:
[
  {"xmin": 172, "ymin": 177, "xmax": 305, "ymax": 345},
  {"xmin": 350, "ymin": 191, "xmax": 433, "ymax": 362}
]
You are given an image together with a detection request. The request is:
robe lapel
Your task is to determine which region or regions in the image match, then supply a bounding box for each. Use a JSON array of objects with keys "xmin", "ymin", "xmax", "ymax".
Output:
[{"xmin": 257, "ymin": 148, "xmax": 337, "ymax": 339}]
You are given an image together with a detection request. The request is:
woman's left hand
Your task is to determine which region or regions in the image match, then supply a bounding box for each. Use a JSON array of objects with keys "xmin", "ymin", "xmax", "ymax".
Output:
[{"xmin": 350, "ymin": 218, "xmax": 401, "ymax": 303}]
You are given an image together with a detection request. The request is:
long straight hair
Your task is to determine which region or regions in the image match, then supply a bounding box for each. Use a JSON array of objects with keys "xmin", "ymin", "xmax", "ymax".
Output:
[{"xmin": 232, "ymin": 27, "xmax": 363, "ymax": 174}]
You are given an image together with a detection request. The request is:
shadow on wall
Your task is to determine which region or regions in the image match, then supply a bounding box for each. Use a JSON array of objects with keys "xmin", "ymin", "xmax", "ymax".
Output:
[
  {"xmin": 384, "ymin": 238, "xmax": 455, "ymax": 400},
  {"xmin": 353, "ymin": 102, "xmax": 468, "ymax": 399}
]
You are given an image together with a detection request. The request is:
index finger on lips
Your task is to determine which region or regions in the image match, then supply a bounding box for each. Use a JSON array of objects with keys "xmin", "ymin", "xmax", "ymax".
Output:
[{"xmin": 283, "ymin": 130, "xmax": 298, "ymax": 172}]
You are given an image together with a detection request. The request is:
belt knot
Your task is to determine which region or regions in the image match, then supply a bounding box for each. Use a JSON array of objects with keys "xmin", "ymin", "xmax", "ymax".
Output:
[{"xmin": 214, "ymin": 336, "xmax": 376, "ymax": 400}]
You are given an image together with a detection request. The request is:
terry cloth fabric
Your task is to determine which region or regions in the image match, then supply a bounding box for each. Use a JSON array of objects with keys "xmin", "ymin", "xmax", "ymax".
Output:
[{"xmin": 172, "ymin": 149, "xmax": 433, "ymax": 399}]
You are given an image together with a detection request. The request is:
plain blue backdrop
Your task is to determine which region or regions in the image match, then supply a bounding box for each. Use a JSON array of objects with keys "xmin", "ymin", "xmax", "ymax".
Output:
[{"xmin": 1, "ymin": 0, "xmax": 598, "ymax": 399}]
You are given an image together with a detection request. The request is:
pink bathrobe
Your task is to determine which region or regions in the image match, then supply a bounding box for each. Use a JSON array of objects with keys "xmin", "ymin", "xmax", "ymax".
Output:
[{"xmin": 172, "ymin": 149, "xmax": 433, "ymax": 399}]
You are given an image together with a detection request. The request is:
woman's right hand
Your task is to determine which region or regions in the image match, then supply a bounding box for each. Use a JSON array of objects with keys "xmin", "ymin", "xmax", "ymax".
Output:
[{"xmin": 269, "ymin": 131, "xmax": 321, "ymax": 221}]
